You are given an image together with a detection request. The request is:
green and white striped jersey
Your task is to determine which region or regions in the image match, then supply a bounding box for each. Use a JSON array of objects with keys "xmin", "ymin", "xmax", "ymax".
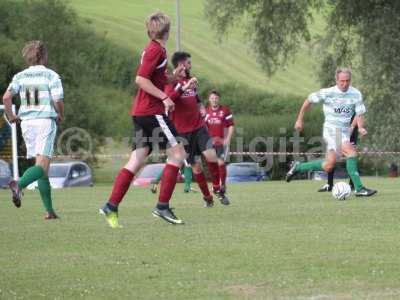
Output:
[
  {"xmin": 308, "ymin": 85, "xmax": 366, "ymax": 129},
  {"xmin": 7, "ymin": 65, "xmax": 63, "ymax": 120}
]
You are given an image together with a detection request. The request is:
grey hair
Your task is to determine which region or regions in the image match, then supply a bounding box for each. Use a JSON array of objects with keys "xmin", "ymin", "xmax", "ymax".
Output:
[{"xmin": 335, "ymin": 67, "xmax": 352, "ymax": 79}]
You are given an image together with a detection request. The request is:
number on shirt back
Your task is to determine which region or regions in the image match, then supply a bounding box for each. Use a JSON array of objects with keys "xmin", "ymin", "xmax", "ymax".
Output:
[{"xmin": 25, "ymin": 88, "xmax": 39, "ymax": 107}]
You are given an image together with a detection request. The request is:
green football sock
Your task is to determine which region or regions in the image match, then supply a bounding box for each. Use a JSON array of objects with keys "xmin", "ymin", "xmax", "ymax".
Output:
[
  {"xmin": 183, "ymin": 166, "xmax": 193, "ymax": 191},
  {"xmin": 295, "ymin": 160, "xmax": 324, "ymax": 173},
  {"xmin": 18, "ymin": 165, "xmax": 44, "ymax": 189},
  {"xmin": 346, "ymin": 157, "xmax": 363, "ymax": 191},
  {"xmin": 38, "ymin": 177, "xmax": 54, "ymax": 213}
]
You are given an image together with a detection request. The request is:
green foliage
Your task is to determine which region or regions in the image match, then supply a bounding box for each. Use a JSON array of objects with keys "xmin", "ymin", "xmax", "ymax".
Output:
[
  {"xmin": 204, "ymin": 0, "xmax": 323, "ymax": 75},
  {"xmin": 68, "ymin": 0, "xmax": 320, "ymax": 95},
  {"xmin": 205, "ymin": 0, "xmax": 400, "ymax": 170},
  {"xmin": 322, "ymin": 1, "xmax": 400, "ymax": 157},
  {"xmin": 0, "ymin": 0, "xmax": 136, "ymax": 138}
]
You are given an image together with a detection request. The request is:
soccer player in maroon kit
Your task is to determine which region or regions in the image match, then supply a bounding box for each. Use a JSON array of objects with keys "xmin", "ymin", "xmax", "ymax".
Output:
[
  {"xmin": 205, "ymin": 91, "xmax": 235, "ymax": 194},
  {"xmin": 100, "ymin": 12, "xmax": 187, "ymax": 227},
  {"xmin": 165, "ymin": 52, "xmax": 229, "ymax": 207}
]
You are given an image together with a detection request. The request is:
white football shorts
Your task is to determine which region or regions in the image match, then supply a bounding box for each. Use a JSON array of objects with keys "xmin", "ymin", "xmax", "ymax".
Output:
[
  {"xmin": 323, "ymin": 125, "xmax": 351, "ymax": 153},
  {"xmin": 20, "ymin": 118, "xmax": 57, "ymax": 158}
]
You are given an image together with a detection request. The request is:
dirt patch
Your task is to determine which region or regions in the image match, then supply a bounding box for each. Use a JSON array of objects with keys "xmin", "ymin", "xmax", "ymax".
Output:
[{"xmin": 227, "ymin": 284, "xmax": 259, "ymax": 297}]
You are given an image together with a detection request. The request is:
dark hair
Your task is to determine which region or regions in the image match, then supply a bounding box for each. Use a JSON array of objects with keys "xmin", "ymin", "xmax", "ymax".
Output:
[
  {"xmin": 171, "ymin": 51, "xmax": 191, "ymax": 68},
  {"xmin": 209, "ymin": 89, "xmax": 220, "ymax": 97}
]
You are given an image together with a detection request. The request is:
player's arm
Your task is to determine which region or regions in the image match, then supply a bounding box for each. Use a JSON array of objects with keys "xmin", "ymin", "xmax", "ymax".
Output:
[
  {"xmin": 224, "ymin": 125, "xmax": 234, "ymax": 146},
  {"xmin": 49, "ymin": 75, "xmax": 64, "ymax": 123},
  {"xmin": 165, "ymin": 83, "xmax": 183, "ymax": 102},
  {"xmin": 294, "ymin": 99, "xmax": 312, "ymax": 132},
  {"xmin": 167, "ymin": 64, "xmax": 185, "ymax": 83},
  {"xmin": 351, "ymin": 115, "xmax": 358, "ymax": 128},
  {"xmin": 164, "ymin": 76, "xmax": 197, "ymax": 102},
  {"xmin": 136, "ymin": 47, "xmax": 174, "ymax": 111},
  {"xmin": 355, "ymin": 114, "xmax": 367, "ymax": 136},
  {"xmin": 198, "ymin": 103, "xmax": 206, "ymax": 117},
  {"xmin": 136, "ymin": 76, "xmax": 168, "ymax": 101},
  {"xmin": 3, "ymin": 76, "xmax": 20, "ymax": 122},
  {"xmin": 223, "ymin": 109, "xmax": 234, "ymax": 145},
  {"xmin": 354, "ymin": 93, "xmax": 367, "ymax": 136},
  {"xmin": 135, "ymin": 76, "xmax": 174, "ymax": 111},
  {"xmin": 54, "ymin": 101, "xmax": 64, "ymax": 123},
  {"xmin": 2, "ymin": 90, "xmax": 19, "ymax": 123}
]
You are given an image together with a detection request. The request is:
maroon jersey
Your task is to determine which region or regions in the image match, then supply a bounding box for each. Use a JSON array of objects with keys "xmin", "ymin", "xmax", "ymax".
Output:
[
  {"xmin": 132, "ymin": 40, "xmax": 168, "ymax": 116},
  {"xmin": 165, "ymin": 78, "xmax": 205, "ymax": 134},
  {"xmin": 205, "ymin": 105, "xmax": 234, "ymax": 145}
]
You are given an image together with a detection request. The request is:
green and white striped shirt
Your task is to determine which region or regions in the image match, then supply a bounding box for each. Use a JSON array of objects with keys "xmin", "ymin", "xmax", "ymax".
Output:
[
  {"xmin": 308, "ymin": 85, "xmax": 366, "ymax": 129},
  {"xmin": 7, "ymin": 65, "xmax": 63, "ymax": 120}
]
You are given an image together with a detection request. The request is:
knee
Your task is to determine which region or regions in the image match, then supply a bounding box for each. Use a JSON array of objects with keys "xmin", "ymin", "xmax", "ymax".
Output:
[
  {"xmin": 323, "ymin": 161, "xmax": 335, "ymax": 172},
  {"xmin": 192, "ymin": 163, "xmax": 202, "ymax": 174},
  {"xmin": 168, "ymin": 145, "xmax": 186, "ymax": 165},
  {"xmin": 35, "ymin": 156, "xmax": 50, "ymax": 174},
  {"xmin": 203, "ymin": 149, "xmax": 218, "ymax": 163},
  {"xmin": 346, "ymin": 153, "xmax": 358, "ymax": 159},
  {"xmin": 176, "ymin": 147, "xmax": 186, "ymax": 162}
]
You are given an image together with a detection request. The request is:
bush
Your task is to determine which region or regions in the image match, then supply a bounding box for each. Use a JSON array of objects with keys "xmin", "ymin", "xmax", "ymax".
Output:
[
  {"xmin": 0, "ymin": 0, "xmax": 137, "ymax": 172},
  {"xmin": 0, "ymin": 0, "xmax": 326, "ymax": 179}
]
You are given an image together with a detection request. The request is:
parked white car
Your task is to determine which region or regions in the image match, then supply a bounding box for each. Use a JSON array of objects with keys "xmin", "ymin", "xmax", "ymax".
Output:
[
  {"xmin": 27, "ymin": 161, "xmax": 93, "ymax": 189},
  {"xmin": 0, "ymin": 159, "xmax": 12, "ymax": 188}
]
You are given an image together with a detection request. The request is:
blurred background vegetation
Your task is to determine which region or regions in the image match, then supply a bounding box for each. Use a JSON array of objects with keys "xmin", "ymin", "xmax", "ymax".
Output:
[{"xmin": 1, "ymin": 0, "xmax": 399, "ymax": 180}]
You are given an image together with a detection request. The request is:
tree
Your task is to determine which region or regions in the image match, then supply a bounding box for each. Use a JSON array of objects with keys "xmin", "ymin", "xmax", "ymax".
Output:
[
  {"xmin": 205, "ymin": 0, "xmax": 400, "ymax": 155},
  {"xmin": 204, "ymin": 0, "xmax": 322, "ymax": 75},
  {"xmin": 0, "ymin": 0, "xmax": 137, "ymax": 169}
]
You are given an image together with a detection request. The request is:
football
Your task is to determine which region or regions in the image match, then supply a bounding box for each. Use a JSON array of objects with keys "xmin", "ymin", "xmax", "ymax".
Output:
[{"xmin": 332, "ymin": 182, "xmax": 352, "ymax": 200}]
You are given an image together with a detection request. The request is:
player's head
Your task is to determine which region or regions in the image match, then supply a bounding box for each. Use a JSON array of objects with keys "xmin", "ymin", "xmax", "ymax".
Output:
[
  {"xmin": 22, "ymin": 40, "xmax": 48, "ymax": 66},
  {"xmin": 335, "ymin": 68, "xmax": 352, "ymax": 92},
  {"xmin": 172, "ymin": 51, "xmax": 191, "ymax": 77},
  {"xmin": 208, "ymin": 90, "xmax": 220, "ymax": 108},
  {"xmin": 146, "ymin": 11, "xmax": 171, "ymax": 41}
]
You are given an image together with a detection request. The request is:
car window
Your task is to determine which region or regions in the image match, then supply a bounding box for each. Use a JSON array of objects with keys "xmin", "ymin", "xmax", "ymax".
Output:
[
  {"xmin": 77, "ymin": 165, "xmax": 87, "ymax": 176},
  {"xmin": 227, "ymin": 165, "xmax": 259, "ymax": 176},
  {"xmin": 138, "ymin": 164, "xmax": 164, "ymax": 178},
  {"xmin": 0, "ymin": 160, "xmax": 11, "ymax": 177},
  {"xmin": 49, "ymin": 165, "xmax": 69, "ymax": 178},
  {"xmin": 0, "ymin": 166, "xmax": 11, "ymax": 177},
  {"xmin": 69, "ymin": 164, "xmax": 87, "ymax": 178}
]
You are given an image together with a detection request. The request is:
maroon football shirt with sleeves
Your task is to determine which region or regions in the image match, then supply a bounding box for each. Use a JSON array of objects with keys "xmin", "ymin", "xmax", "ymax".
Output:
[
  {"xmin": 205, "ymin": 105, "xmax": 234, "ymax": 146},
  {"xmin": 131, "ymin": 40, "xmax": 168, "ymax": 116},
  {"xmin": 165, "ymin": 78, "xmax": 205, "ymax": 134}
]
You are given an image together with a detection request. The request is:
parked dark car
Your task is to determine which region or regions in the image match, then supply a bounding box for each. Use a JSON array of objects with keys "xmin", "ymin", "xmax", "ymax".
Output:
[
  {"xmin": 28, "ymin": 161, "xmax": 93, "ymax": 189},
  {"xmin": 0, "ymin": 159, "xmax": 12, "ymax": 188},
  {"xmin": 133, "ymin": 163, "xmax": 183, "ymax": 187},
  {"xmin": 226, "ymin": 162, "xmax": 268, "ymax": 183}
]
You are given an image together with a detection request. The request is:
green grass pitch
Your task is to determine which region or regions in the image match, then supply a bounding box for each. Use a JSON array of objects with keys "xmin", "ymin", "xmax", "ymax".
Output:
[{"xmin": 1, "ymin": 178, "xmax": 399, "ymax": 299}]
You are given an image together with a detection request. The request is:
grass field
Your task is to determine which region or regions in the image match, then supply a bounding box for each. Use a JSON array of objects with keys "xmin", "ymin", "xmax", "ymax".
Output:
[
  {"xmin": 1, "ymin": 178, "xmax": 399, "ymax": 299},
  {"xmin": 67, "ymin": 0, "xmax": 320, "ymax": 95}
]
